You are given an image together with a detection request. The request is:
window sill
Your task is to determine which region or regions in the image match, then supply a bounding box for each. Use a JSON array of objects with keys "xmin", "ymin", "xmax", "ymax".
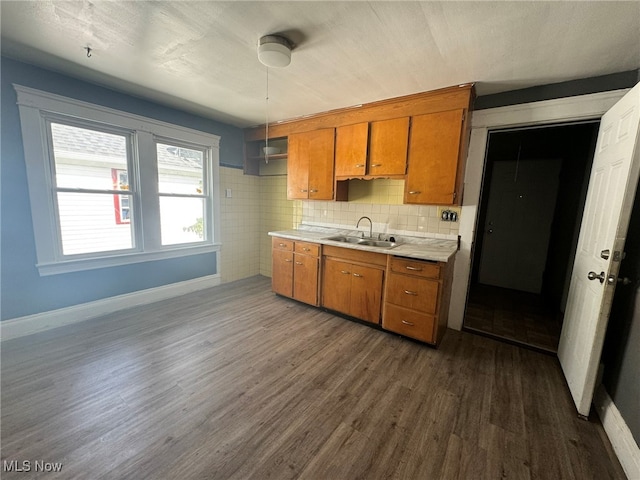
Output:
[{"xmin": 37, "ymin": 244, "xmax": 221, "ymax": 276}]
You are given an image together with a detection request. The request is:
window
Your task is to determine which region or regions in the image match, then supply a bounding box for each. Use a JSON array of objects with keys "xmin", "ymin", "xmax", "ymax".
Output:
[
  {"xmin": 112, "ymin": 169, "xmax": 131, "ymax": 225},
  {"xmin": 16, "ymin": 85, "xmax": 221, "ymax": 275}
]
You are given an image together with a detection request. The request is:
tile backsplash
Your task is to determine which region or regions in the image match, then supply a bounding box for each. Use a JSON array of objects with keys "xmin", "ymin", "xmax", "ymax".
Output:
[
  {"xmin": 219, "ymin": 167, "xmax": 460, "ymax": 280},
  {"xmin": 300, "ymin": 200, "xmax": 460, "ymax": 239}
]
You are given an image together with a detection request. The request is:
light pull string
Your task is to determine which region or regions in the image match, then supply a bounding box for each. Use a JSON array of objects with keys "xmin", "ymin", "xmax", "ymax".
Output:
[{"xmin": 265, "ymin": 66, "xmax": 269, "ymax": 164}]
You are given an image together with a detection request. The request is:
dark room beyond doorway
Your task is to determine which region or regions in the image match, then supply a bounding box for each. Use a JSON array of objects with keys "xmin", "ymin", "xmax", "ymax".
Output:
[{"xmin": 464, "ymin": 121, "xmax": 600, "ymax": 353}]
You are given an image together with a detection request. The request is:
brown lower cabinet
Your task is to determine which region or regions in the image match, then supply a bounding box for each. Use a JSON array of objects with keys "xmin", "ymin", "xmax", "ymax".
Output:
[
  {"xmin": 382, "ymin": 256, "xmax": 453, "ymax": 345},
  {"xmin": 272, "ymin": 238, "xmax": 453, "ymax": 346},
  {"xmin": 321, "ymin": 246, "xmax": 386, "ymax": 324},
  {"xmin": 271, "ymin": 237, "xmax": 320, "ymax": 306}
]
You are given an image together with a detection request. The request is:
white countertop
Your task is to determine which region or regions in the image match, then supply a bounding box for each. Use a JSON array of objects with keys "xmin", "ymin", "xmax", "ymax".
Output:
[{"xmin": 269, "ymin": 225, "xmax": 458, "ymax": 262}]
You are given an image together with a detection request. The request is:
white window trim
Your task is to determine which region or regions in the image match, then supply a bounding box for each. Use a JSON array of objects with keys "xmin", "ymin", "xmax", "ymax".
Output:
[{"xmin": 15, "ymin": 84, "xmax": 221, "ymax": 276}]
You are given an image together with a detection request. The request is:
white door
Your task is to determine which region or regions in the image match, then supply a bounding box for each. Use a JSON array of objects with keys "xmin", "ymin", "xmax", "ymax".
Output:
[
  {"xmin": 478, "ymin": 158, "xmax": 562, "ymax": 293},
  {"xmin": 558, "ymin": 83, "xmax": 640, "ymax": 417}
]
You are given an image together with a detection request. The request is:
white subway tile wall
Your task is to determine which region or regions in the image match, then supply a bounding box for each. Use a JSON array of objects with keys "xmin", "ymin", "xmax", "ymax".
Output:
[
  {"xmin": 258, "ymin": 175, "xmax": 302, "ymax": 276},
  {"xmin": 219, "ymin": 167, "xmax": 261, "ymax": 282},
  {"xmin": 219, "ymin": 167, "xmax": 460, "ymax": 281}
]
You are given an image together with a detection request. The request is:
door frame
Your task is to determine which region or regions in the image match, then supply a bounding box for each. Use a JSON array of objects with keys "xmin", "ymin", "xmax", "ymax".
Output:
[{"xmin": 448, "ymin": 89, "xmax": 630, "ymax": 330}]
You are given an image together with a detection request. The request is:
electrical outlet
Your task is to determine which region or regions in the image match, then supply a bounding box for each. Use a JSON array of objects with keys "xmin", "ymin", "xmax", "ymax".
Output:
[{"xmin": 437, "ymin": 206, "xmax": 461, "ymax": 222}]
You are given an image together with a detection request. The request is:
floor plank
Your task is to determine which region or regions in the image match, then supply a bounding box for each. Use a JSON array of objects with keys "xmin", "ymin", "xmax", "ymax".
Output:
[{"xmin": 1, "ymin": 275, "xmax": 625, "ymax": 479}]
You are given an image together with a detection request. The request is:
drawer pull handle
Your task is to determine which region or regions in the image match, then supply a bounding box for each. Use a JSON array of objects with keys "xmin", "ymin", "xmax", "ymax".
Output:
[
  {"xmin": 404, "ymin": 290, "xmax": 418, "ymax": 296},
  {"xmin": 408, "ymin": 191, "xmax": 421, "ymax": 195},
  {"xmin": 303, "ymin": 247, "xmax": 310, "ymax": 251},
  {"xmin": 370, "ymin": 163, "xmax": 382, "ymax": 167},
  {"xmin": 340, "ymin": 270, "xmax": 351, "ymax": 275},
  {"xmin": 401, "ymin": 320, "xmax": 415, "ymax": 326},
  {"xmin": 279, "ymin": 243, "xmax": 286, "ymax": 247},
  {"xmin": 295, "ymin": 261, "xmax": 303, "ymax": 265},
  {"xmin": 284, "ymin": 259, "xmax": 292, "ymax": 262},
  {"xmin": 353, "ymin": 273, "xmax": 362, "ymax": 277},
  {"xmin": 405, "ymin": 266, "xmax": 423, "ymax": 271},
  {"xmin": 355, "ymin": 164, "xmax": 365, "ymax": 168},
  {"xmin": 309, "ymin": 189, "xmax": 318, "ymax": 193}
]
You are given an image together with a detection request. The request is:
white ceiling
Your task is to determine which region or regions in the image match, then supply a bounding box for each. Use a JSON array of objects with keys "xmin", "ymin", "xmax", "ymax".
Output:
[{"xmin": 2, "ymin": 1, "xmax": 639, "ymax": 128}]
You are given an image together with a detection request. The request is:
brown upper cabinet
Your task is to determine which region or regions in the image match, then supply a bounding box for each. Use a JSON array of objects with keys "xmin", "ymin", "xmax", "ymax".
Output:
[
  {"xmin": 287, "ymin": 128, "xmax": 335, "ymax": 200},
  {"xmin": 335, "ymin": 117, "xmax": 409, "ymax": 179},
  {"xmin": 404, "ymin": 109, "xmax": 465, "ymax": 205}
]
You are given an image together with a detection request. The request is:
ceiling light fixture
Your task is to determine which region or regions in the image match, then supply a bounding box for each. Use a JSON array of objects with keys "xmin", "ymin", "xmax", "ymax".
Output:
[
  {"xmin": 258, "ymin": 35, "xmax": 292, "ymax": 68},
  {"xmin": 258, "ymin": 34, "xmax": 293, "ymax": 163}
]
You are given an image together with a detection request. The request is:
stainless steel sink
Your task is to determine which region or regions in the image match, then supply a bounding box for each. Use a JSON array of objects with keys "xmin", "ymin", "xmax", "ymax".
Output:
[
  {"xmin": 326, "ymin": 236, "xmax": 363, "ymax": 244},
  {"xmin": 325, "ymin": 236, "xmax": 399, "ymax": 248},
  {"xmin": 356, "ymin": 239, "xmax": 399, "ymax": 248}
]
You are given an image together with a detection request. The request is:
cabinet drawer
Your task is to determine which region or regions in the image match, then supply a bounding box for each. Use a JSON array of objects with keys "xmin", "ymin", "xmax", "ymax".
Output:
[
  {"xmin": 272, "ymin": 237, "xmax": 294, "ymax": 251},
  {"xmin": 386, "ymin": 273, "xmax": 439, "ymax": 314},
  {"xmin": 383, "ymin": 304, "xmax": 436, "ymax": 344},
  {"xmin": 295, "ymin": 241, "xmax": 320, "ymax": 257},
  {"xmin": 389, "ymin": 256, "xmax": 440, "ymax": 279}
]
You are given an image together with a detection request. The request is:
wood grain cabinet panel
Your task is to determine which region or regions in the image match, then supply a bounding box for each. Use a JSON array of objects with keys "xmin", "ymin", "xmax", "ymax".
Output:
[
  {"xmin": 383, "ymin": 304, "xmax": 437, "ymax": 343},
  {"xmin": 368, "ymin": 117, "xmax": 409, "ymax": 176},
  {"xmin": 404, "ymin": 109, "xmax": 464, "ymax": 205},
  {"xmin": 288, "ymin": 128, "xmax": 335, "ymax": 200},
  {"xmin": 383, "ymin": 256, "xmax": 452, "ymax": 345},
  {"xmin": 385, "ymin": 272, "xmax": 439, "ymax": 314},
  {"xmin": 272, "ymin": 249, "xmax": 293, "ymax": 298},
  {"xmin": 335, "ymin": 118, "xmax": 409, "ymax": 179},
  {"xmin": 322, "ymin": 257, "xmax": 384, "ymax": 324},
  {"xmin": 321, "ymin": 258, "xmax": 353, "ymax": 315},
  {"xmin": 335, "ymin": 122, "xmax": 368, "ymax": 177},
  {"xmin": 272, "ymin": 237, "xmax": 320, "ymax": 306}
]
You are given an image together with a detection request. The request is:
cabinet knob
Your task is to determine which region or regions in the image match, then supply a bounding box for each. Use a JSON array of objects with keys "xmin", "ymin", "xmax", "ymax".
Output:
[
  {"xmin": 401, "ymin": 320, "xmax": 415, "ymax": 326},
  {"xmin": 408, "ymin": 191, "xmax": 421, "ymax": 195}
]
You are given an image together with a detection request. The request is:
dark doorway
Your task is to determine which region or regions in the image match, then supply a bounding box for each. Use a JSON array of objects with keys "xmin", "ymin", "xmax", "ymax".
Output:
[{"xmin": 464, "ymin": 122, "xmax": 600, "ymax": 353}]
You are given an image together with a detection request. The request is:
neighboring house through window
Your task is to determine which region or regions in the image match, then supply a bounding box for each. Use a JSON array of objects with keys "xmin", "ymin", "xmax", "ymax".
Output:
[{"xmin": 15, "ymin": 85, "xmax": 221, "ymax": 275}]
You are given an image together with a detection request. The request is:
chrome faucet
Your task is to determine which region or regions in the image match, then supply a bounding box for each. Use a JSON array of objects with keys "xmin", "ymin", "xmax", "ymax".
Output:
[{"xmin": 356, "ymin": 216, "xmax": 373, "ymax": 238}]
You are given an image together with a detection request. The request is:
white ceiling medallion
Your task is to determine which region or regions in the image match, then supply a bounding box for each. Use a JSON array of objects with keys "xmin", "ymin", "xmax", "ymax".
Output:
[{"xmin": 257, "ymin": 35, "xmax": 292, "ymax": 68}]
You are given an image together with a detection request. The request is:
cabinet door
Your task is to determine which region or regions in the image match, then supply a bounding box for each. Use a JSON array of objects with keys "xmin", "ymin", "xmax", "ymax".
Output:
[
  {"xmin": 307, "ymin": 128, "xmax": 336, "ymax": 200},
  {"xmin": 405, "ymin": 109, "xmax": 464, "ymax": 205},
  {"xmin": 386, "ymin": 273, "xmax": 439, "ymax": 314},
  {"xmin": 272, "ymin": 249, "xmax": 294, "ymax": 297},
  {"xmin": 335, "ymin": 122, "xmax": 368, "ymax": 177},
  {"xmin": 287, "ymin": 132, "xmax": 310, "ymax": 199},
  {"xmin": 350, "ymin": 264, "xmax": 383, "ymax": 324},
  {"xmin": 369, "ymin": 117, "xmax": 409, "ymax": 176},
  {"xmin": 383, "ymin": 303, "xmax": 436, "ymax": 343},
  {"xmin": 293, "ymin": 253, "xmax": 319, "ymax": 306},
  {"xmin": 321, "ymin": 258, "xmax": 352, "ymax": 315}
]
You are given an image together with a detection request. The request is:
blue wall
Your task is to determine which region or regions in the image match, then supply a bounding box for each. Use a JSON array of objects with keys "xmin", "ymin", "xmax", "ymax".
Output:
[{"xmin": 1, "ymin": 57, "xmax": 245, "ymax": 320}]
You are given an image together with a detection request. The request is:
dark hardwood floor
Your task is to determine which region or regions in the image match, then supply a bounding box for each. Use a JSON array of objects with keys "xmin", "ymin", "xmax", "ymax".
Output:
[
  {"xmin": 1, "ymin": 276, "xmax": 624, "ymax": 479},
  {"xmin": 464, "ymin": 283, "xmax": 563, "ymax": 353}
]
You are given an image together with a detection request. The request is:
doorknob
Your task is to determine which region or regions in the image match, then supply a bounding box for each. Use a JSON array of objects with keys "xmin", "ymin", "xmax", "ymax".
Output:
[{"xmin": 587, "ymin": 271, "xmax": 606, "ymax": 283}]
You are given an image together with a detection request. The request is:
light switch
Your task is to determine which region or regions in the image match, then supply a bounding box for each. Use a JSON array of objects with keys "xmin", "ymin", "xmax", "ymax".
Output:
[{"xmin": 225, "ymin": 188, "xmax": 232, "ymax": 198}]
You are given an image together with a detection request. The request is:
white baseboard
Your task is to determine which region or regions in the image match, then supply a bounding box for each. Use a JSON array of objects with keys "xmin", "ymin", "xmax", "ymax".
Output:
[
  {"xmin": 1, "ymin": 274, "xmax": 221, "ymax": 341},
  {"xmin": 594, "ymin": 384, "xmax": 640, "ymax": 479}
]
